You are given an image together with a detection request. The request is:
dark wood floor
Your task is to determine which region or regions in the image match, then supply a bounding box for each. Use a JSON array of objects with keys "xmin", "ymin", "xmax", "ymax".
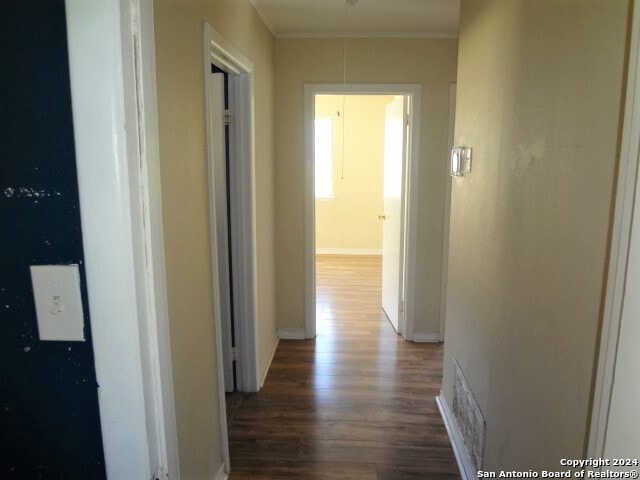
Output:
[{"xmin": 227, "ymin": 255, "xmax": 460, "ymax": 479}]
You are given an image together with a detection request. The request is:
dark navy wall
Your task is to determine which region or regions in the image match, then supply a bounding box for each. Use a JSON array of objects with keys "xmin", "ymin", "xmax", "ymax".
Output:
[{"xmin": 0, "ymin": 1, "xmax": 106, "ymax": 478}]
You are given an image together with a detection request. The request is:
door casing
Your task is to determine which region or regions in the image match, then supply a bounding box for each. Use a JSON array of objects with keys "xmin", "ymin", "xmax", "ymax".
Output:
[
  {"xmin": 588, "ymin": 0, "xmax": 640, "ymax": 459},
  {"xmin": 304, "ymin": 84, "xmax": 422, "ymax": 341},
  {"xmin": 439, "ymin": 84, "xmax": 457, "ymax": 342},
  {"xmin": 204, "ymin": 22, "xmax": 262, "ymax": 475},
  {"xmin": 67, "ymin": 0, "xmax": 180, "ymax": 478}
]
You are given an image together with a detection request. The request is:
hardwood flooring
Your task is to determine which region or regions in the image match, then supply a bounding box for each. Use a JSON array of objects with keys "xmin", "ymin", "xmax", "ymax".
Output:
[{"xmin": 227, "ymin": 255, "xmax": 460, "ymax": 479}]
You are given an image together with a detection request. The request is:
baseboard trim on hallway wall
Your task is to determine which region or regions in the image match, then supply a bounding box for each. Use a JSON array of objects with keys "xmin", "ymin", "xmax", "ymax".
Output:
[
  {"xmin": 277, "ymin": 328, "xmax": 306, "ymax": 340},
  {"xmin": 316, "ymin": 248, "xmax": 382, "ymax": 255},
  {"xmin": 261, "ymin": 335, "xmax": 280, "ymax": 388},
  {"xmin": 436, "ymin": 394, "xmax": 476, "ymax": 480},
  {"xmin": 412, "ymin": 332, "xmax": 441, "ymax": 343},
  {"xmin": 214, "ymin": 463, "xmax": 228, "ymax": 480}
]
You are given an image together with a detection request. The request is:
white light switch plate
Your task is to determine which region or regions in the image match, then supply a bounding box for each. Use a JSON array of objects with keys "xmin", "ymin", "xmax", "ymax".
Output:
[{"xmin": 30, "ymin": 265, "xmax": 85, "ymax": 341}]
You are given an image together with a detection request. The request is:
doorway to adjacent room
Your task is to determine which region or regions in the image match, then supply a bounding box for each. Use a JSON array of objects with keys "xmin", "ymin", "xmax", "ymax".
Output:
[{"xmin": 305, "ymin": 84, "xmax": 422, "ymax": 340}]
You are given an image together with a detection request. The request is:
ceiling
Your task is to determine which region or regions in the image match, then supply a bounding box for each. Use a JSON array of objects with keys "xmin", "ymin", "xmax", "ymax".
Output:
[{"xmin": 250, "ymin": 0, "xmax": 460, "ymax": 38}]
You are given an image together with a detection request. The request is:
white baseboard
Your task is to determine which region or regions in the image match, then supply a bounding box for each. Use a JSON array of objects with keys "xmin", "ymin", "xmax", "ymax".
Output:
[
  {"xmin": 412, "ymin": 332, "xmax": 441, "ymax": 343},
  {"xmin": 277, "ymin": 328, "xmax": 306, "ymax": 340},
  {"xmin": 214, "ymin": 463, "xmax": 228, "ymax": 480},
  {"xmin": 316, "ymin": 248, "xmax": 382, "ymax": 255},
  {"xmin": 436, "ymin": 394, "xmax": 476, "ymax": 480},
  {"xmin": 261, "ymin": 335, "xmax": 280, "ymax": 388}
]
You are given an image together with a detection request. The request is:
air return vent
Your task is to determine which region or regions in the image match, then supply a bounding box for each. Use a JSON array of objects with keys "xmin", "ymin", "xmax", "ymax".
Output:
[{"xmin": 452, "ymin": 360, "xmax": 485, "ymax": 470}]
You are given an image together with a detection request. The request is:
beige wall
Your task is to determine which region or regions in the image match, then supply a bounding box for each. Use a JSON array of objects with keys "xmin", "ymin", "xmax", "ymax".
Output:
[
  {"xmin": 153, "ymin": 1, "xmax": 277, "ymax": 477},
  {"xmin": 442, "ymin": 0, "xmax": 629, "ymax": 469},
  {"xmin": 275, "ymin": 38, "xmax": 458, "ymax": 334},
  {"xmin": 315, "ymin": 95, "xmax": 393, "ymax": 252}
]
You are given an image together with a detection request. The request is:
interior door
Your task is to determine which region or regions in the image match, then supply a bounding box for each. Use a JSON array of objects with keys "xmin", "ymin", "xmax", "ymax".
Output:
[
  {"xmin": 210, "ymin": 72, "xmax": 235, "ymax": 392},
  {"xmin": 381, "ymin": 96, "xmax": 407, "ymax": 332}
]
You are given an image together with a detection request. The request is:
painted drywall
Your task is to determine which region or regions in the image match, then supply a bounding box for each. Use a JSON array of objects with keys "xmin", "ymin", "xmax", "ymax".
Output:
[
  {"xmin": 0, "ymin": 1, "xmax": 105, "ymax": 477},
  {"xmin": 315, "ymin": 95, "xmax": 394, "ymax": 252},
  {"xmin": 442, "ymin": 0, "xmax": 629, "ymax": 469},
  {"xmin": 153, "ymin": 1, "xmax": 277, "ymax": 477},
  {"xmin": 275, "ymin": 38, "xmax": 458, "ymax": 334}
]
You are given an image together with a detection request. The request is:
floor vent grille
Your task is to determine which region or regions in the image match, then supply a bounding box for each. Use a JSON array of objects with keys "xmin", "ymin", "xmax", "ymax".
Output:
[{"xmin": 452, "ymin": 360, "xmax": 485, "ymax": 470}]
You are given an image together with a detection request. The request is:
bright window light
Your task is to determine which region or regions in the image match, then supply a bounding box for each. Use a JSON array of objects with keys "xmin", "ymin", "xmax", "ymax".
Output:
[{"xmin": 315, "ymin": 118, "xmax": 334, "ymax": 199}]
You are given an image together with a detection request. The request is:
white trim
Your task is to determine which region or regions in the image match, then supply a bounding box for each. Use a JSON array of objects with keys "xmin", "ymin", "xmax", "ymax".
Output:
[
  {"xmin": 203, "ymin": 35, "xmax": 231, "ymax": 475},
  {"xmin": 214, "ymin": 463, "xmax": 229, "ymax": 480},
  {"xmin": 304, "ymin": 84, "xmax": 422, "ymax": 342},
  {"xmin": 439, "ymin": 84, "xmax": 456, "ymax": 342},
  {"xmin": 205, "ymin": 24, "xmax": 261, "ymax": 396},
  {"xmin": 204, "ymin": 23, "xmax": 262, "ymax": 475},
  {"xmin": 261, "ymin": 337, "xmax": 280, "ymax": 387},
  {"xmin": 588, "ymin": 2, "xmax": 640, "ymax": 458},
  {"xmin": 412, "ymin": 332, "xmax": 441, "ymax": 343},
  {"xmin": 66, "ymin": 0, "xmax": 180, "ymax": 478},
  {"xmin": 210, "ymin": 27, "xmax": 260, "ymax": 395},
  {"xmin": 208, "ymin": 27, "xmax": 252, "ymax": 74},
  {"xmin": 304, "ymin": 86, "xmax": 317, "ymax": 339},
  {"xmin": 275, "ymin": 32, "xmax": 458, "ymax": 39},
  {"xmin": 232, "ymin": 73, "xmax": 261, "ymax": 393},
  {"xmin": 316, "ymin": 248, "xmax": 382, "ymax": 255},
  {"xmin": 277, "ymin": 328, "xmax": 307, "ymax": 340},
  {"xmin": 436, "ymin": 395, "xmax": 475, "ymax": 480},
  {"xmin": 119, "ymin": 0, "xmax": 180, "ymax": 478}
]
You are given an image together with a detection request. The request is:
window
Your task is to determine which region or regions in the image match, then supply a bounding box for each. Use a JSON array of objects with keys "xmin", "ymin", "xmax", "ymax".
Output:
[{"xmin": 315, "ymin": 118, "xmax": 334, "ymax": 199}]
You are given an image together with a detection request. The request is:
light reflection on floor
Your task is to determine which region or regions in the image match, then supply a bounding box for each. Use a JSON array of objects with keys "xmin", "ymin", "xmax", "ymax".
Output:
[
  {"xmin": 314, "ymin": 254, "xmax": 401, "ymax": 392},
  {"xmin": 226, "ymin": 254, "xmax": 458, "ymax": 478}
]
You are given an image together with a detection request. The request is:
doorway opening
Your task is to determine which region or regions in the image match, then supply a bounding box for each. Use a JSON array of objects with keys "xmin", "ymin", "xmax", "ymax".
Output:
[
  {"xmin": 304, "ymin": 84, "xmax": 422, "ymax": 341},
  {"xmin": 314, "ymin": 94, "xmax": 408, "ymax": 336},
  {"xmin": 204, "ymin": 23, "xmax": 261, "ymax": 474}
]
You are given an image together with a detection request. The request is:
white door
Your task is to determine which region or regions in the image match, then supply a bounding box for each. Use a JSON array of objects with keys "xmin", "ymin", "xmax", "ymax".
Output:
[
  {"xmin": 209, "ymin": 73, "xmax": 235, "ymax": 392},
  {"xmin": 381, "ymin": 96, "xmax": 407, "ymax": 332}
]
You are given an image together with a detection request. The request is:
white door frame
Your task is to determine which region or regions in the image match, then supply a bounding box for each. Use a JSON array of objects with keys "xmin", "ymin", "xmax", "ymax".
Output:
[
  {"xmin": 66, "ymin": 0, "xmax": 179, "ymax": 478},
  {"xmin": 304, "ymin": 84, "xmax": 422, "ymax": 340},
  {"xmin": 588, "ymin": 1, "xmax": 640, "ymax": 458},
  {"xmin": 204, "ymin": 24, "xmax": 260, "ymax": 394},
  {"xmin": 439, "ymin": 84, "xmax": 456, "ymax": 342},
  {"xmin": 203, "ymin": 22, "xmax": 261, "ymax": 473}
]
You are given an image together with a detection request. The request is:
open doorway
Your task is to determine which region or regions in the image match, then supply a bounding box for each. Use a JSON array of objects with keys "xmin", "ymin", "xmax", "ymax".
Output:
[
  {"xmin": 203, "ymin": 23, "xmax": 262, "ymax": 474},
  {"xmin": 314, "ymin": 94, "xmax": 407, "ymax": 336},
  {"xmin": 304, "ymin": 84, "xmax": 422, "ymax": 340}
]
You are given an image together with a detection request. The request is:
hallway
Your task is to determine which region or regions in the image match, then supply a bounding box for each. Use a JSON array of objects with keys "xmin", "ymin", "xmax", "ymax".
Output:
[{"xmin": 227, "ymin": 255, "xmax": 459, "ymax": 479}]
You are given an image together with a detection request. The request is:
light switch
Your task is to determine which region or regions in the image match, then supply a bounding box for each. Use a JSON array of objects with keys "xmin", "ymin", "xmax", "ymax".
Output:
[
  {"xmin": 30, "ymin": 265, "xmax": 85, "ymax": 341},
  {"xmin": 450, "ymin": 146, "xmax": 472, "ymax": 177}
]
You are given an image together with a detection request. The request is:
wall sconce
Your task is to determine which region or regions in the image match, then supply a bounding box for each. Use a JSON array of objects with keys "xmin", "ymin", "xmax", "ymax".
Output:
[{"xmin": 450, "ymin": 146, "xmax": 472, "ymax": 177}]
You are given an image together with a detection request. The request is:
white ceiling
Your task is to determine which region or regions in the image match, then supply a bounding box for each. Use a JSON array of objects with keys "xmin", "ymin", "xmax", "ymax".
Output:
[{"xmin": 250, "ymin": 0, "xmax": 460, "ymax": 38}]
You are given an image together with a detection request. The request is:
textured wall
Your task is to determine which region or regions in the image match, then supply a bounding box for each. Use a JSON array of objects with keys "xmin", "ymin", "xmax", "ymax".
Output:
[{"xmin": 442, "ymin": 0, "xmax": 629, "ymax": 468}]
